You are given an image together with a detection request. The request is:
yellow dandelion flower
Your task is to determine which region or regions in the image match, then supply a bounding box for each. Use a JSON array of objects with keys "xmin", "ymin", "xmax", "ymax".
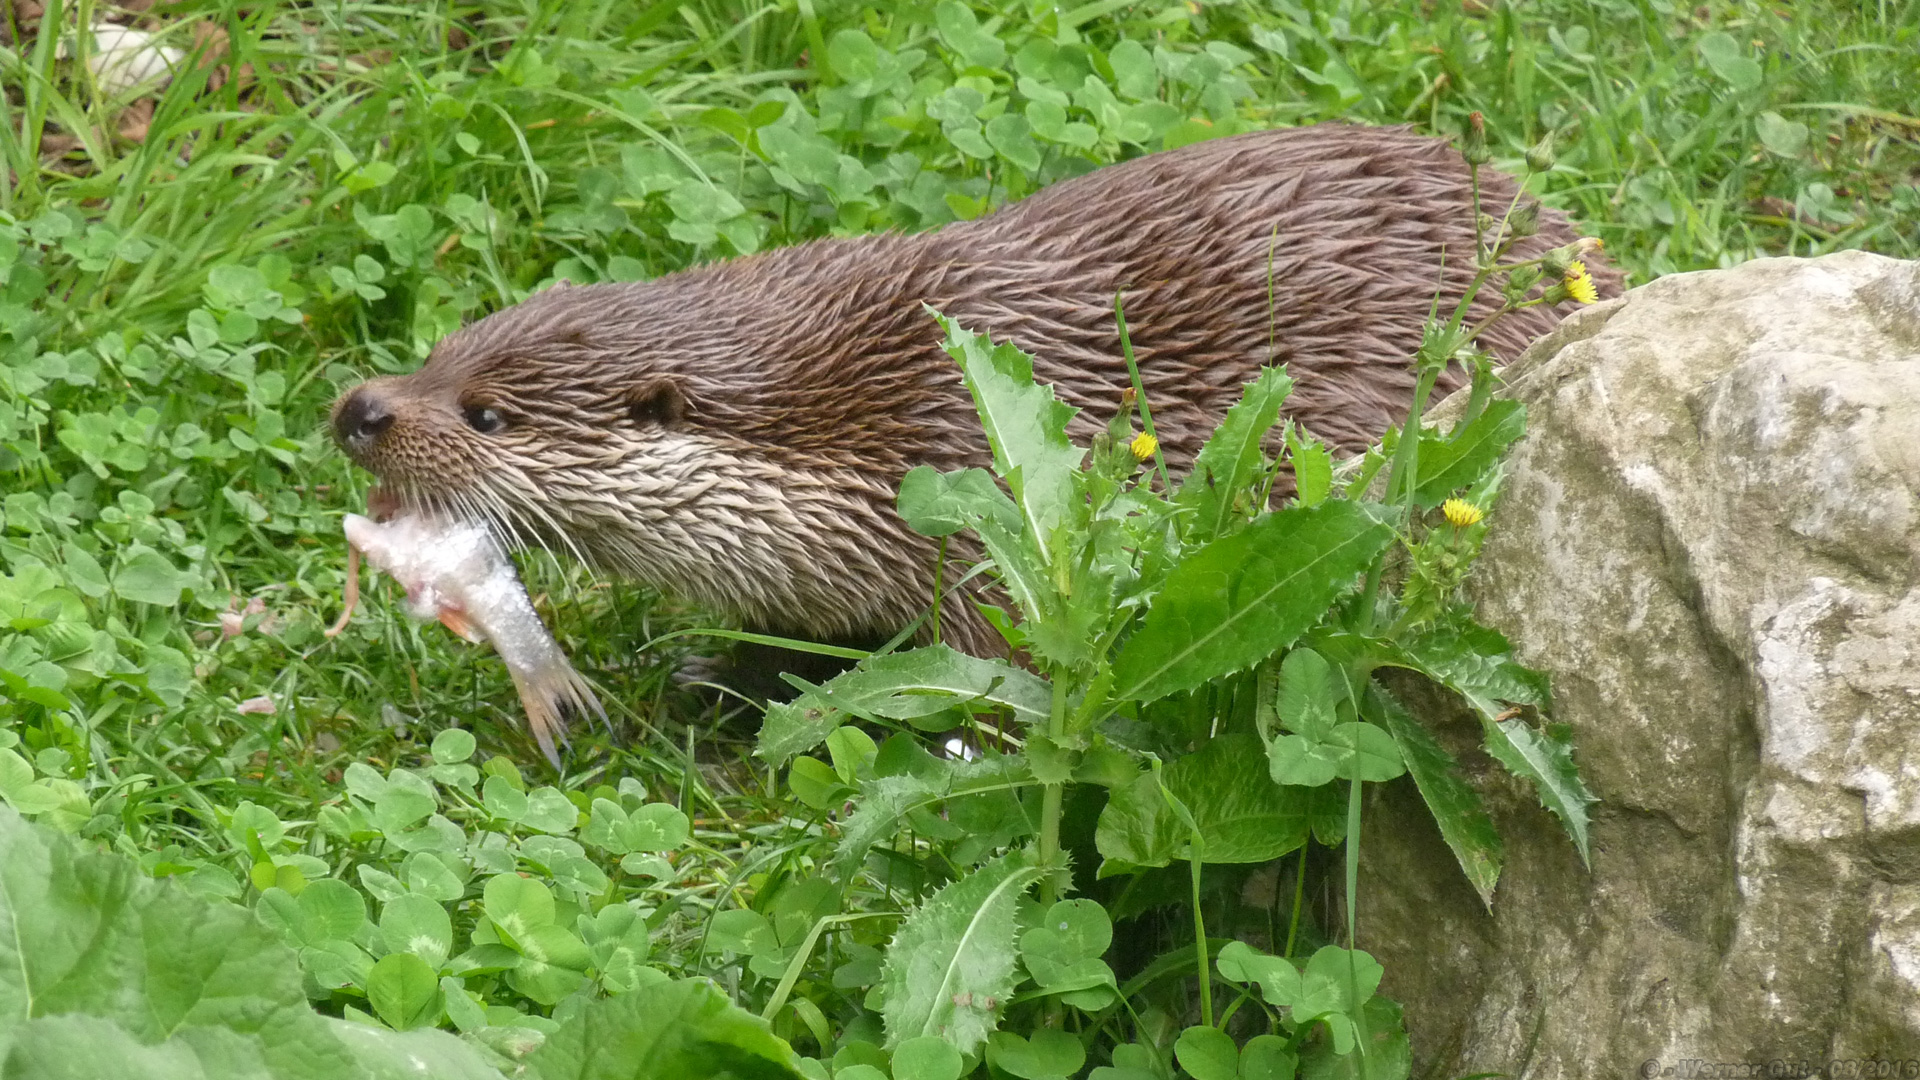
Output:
[
  {"xmin": 1130, "ymin": 432, "xmax": 1159, "ymax": 462},
  {"xmin": 1563, "ymin": 260, "xmax": 1599, "ymax": 305},
  {"xmin": 1442, "ymin": 498, "xmax": 1484, "ymax": 528}
]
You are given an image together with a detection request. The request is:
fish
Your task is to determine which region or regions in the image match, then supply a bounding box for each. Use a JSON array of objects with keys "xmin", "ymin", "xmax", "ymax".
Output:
[{"xmin": 331, "ymin": 510, "xmax": 603, "ymax": 767}]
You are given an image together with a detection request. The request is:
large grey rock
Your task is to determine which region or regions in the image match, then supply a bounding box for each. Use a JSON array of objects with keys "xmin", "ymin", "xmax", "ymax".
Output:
[{"xmin": 1358, "ymin": 252, "xmax": 1920, "ymax": 1073}]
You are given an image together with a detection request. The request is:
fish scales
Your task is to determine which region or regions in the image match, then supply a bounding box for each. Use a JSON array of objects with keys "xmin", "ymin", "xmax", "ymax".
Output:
[{"xmin": 341, "ymin": 512, "xmax": 603, "ymax": 766}]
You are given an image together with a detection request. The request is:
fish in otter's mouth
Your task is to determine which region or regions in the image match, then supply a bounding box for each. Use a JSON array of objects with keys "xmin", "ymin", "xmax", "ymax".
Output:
[{"xmin": 332, "ymin": 508, "xmax": 602, "ymax": 767}]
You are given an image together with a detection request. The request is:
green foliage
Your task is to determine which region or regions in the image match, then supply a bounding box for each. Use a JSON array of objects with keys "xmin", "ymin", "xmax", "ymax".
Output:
[
  {"xmin": 1110, "ymin": 504, "xmax": 1394, "ymax": 703},
  {"xmin": 767, "ymin": 274, "xmax": 1585, "ymax": 1074},
  {"xmin": 0, "ymin": 805, "xmax": 503, "ymax": 1078},
  {"xmin": 1095, "ymin": 735, "xmax": 1330, "ymax": 870},
  {"xmin": 760, "ymin": 139, "xmax": 1613, "ymax": 1066},
  {"xmin": 1176, "ymin": 367, "xmax": 1294, "ymax": 543},
  {"xmin": 524, "ymin": 980, "xmax": 802, "ymax": 1080},
  {"xmin": 879, "ymin": 854, "xmax": 1044, "ymax": 1055},
  {"xmin": 0, "ymin": 800, "xmax": 795, "ymax": 1079}
]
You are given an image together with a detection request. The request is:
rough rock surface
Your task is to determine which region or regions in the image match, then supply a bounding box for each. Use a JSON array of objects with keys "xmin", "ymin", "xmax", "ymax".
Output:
[{"xmin": 1358, "ymin": 252, "xmax": 1920, "ymax": 1074}]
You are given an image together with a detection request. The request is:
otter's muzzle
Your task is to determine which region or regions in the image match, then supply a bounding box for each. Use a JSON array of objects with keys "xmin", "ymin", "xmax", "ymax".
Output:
[{"xmin": 333, "ymin": 385, "xmax": 395, "ymax": 459}]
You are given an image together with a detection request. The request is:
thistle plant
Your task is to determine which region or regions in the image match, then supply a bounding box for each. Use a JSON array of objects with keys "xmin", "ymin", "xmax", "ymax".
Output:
[{"xmin": 751, "ymin": 121, "xmax": 1599, "ymax": 1080}]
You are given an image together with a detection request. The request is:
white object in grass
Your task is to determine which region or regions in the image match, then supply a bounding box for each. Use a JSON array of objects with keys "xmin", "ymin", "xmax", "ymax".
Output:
[{"xmin": 67, "ymin": 24, "xmax": 185, "ymax": 96}]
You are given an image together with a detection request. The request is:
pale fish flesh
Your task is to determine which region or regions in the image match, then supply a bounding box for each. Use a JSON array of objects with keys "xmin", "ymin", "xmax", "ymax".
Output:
[{"xmin": 336, "ymin": 512, "xmax": 603, "ymax": 766}]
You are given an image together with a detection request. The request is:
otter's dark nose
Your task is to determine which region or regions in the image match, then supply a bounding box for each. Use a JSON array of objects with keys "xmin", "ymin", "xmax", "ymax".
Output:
[{"xmin": 334, "ymin": 387, "xmax": 394, "ymax": 453}]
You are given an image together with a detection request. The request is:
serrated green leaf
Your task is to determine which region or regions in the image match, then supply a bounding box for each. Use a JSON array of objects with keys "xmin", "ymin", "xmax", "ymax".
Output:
[
  {"xmin": 1393, "ymin": 622, "xmax": 1550, "ymax": 713},
  {"xmin": 1287, "ymin": 427, "xmax": 1333, "ymax": 508},
  {"xmin": 756, "ymin": 703, "xmax": 843, "ymax": 769},
  {"xmin": 1370, "ymin": 685, "xmax": 1502, "ymax": 906},
  {"xmin": 833, "ymin": 756, "xmax": 1030, "ymax": 880},
  {"xmin": 879, "ymin": 853, "xmax": 1043, "ymax": 1054},
  {"xmin": 525, "ymin": 977, "xmax": 802, "ymax": 1080},
  {"xmin": 897, "ymin": 466, "xmax": 1015, "ymax": 538},
  {"xmin": 1409, "ymin": 400, "xmax": 1525, "ymax": 507},
  {"xmin": 757, "ymin": 646, "xmax": 1052, "ymax": 766},
  {"xmin": 934, "ymin": 313, "xmax": 1085, "ymax": 566},
  {"xmin": 1096, "ymin": 734, "xmax": 1311, "ymax": 868},
  {"xmin": 1114, "ymin": 502, "xmax": 1394, "ymax": 701},
  {"xmin": 1177, "ymin": 367, "xmax": 1292, "ymax": 543},
  {"xmin": 1385, "ymin": 623, "xmax": 1588, "ymax": 861},
  {"xmin": 1482, "ymin": 718, "xmax": 1594, "ymax": 865}
]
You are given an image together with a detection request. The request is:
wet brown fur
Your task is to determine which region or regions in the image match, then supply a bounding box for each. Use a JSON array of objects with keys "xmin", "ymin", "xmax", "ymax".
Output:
[{"xmin": 333, "ymin": 124, "xmax": 1620, "ymax": 657}]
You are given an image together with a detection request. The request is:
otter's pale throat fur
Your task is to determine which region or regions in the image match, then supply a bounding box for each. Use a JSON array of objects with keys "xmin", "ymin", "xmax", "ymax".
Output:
[{"xmin": 331, "ymin": 124, "xmax": 1618, "ymax": 658}]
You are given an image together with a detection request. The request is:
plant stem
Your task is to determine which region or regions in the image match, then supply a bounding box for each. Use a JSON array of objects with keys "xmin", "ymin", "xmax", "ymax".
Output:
[
  {"xmin": 1354, "ymin": 358, "xmax": 1444, "ymax": 635},
  {"xmin": 760, "ymin": 913, "xmax": 888, "ymax": 1021},
  {"xmin": 1037, "ymin": 675, "xmax": 1068, "ymax": 905},
  {"xmin": 1344, "ymin": 780, "xmax": 1363, "ymax": 948},
  {"xmin": 1345, "ymin": 775, "xmax": 1371, "ymax": 1079},
  {"xmin": 1114, "ymin": 292, "xmax": 1171, "ymax": 493},
  {"xmin": 1192, "ymin": 846, "xmax": 1213, "ymax": 1028},
  {"xmin": 930, "ymin": 536, "xmax": 946, "ymax": 645},
  {"xmin": 1283, "ymin": 841, "xmax": 1307, "ymax": 958},
  {"xmin": 1386, "ymin": 364, "xmax": 1444, "ymax": 509}
]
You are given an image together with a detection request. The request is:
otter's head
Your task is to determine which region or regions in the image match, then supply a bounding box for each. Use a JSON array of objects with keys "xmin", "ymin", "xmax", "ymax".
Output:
[
  {"xmin": 331, "ymin": 282, "xmax": 695, "ymax": 535},
  {"xmin": 328, "ymin": 272, "xmax": 949, "ymax": 640}
]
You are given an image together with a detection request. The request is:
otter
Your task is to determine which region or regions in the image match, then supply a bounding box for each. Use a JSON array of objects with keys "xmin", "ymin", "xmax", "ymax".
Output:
[{"xmin": 332, "ymin": 124, "xmax": 1618, "ymax": 660}]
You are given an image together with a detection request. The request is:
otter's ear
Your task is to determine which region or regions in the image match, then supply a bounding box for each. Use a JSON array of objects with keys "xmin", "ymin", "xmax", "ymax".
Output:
[{"xmin": 625, "ymin": 380, "xmax": 687, "ymax": 427}]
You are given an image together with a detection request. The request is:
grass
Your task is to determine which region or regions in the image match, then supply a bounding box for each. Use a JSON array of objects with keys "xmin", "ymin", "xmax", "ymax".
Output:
[{"xmin": 0, "ymin": 0, "xmax": 1916, "ymax": 920}]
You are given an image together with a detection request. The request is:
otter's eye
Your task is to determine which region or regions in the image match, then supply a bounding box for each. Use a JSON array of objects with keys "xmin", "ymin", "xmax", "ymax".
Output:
[{"xmin": 463, "ymin": 405, "xmax": 506, "ymax": 434}]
